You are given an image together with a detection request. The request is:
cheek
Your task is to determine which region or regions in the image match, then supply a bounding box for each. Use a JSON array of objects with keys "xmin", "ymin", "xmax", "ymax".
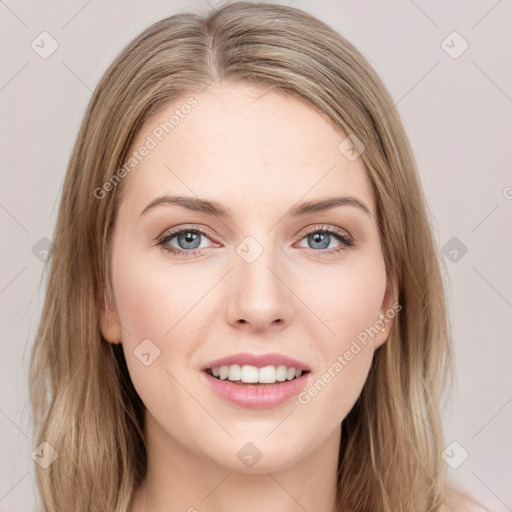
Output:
[
  {"xmin": 110, "ymin": 250, "xmax": 217, "ymax": 400},
  {"xmin": 295, "ymin": 258, "xmax": 386, "ymax": 419},
  {"xmin": 303, "ymin": 255, "xmax": 387, "ymax": 345},
  {"xmin": 111, "ymin": 249, "xmax": 214, "ymax": 339}
]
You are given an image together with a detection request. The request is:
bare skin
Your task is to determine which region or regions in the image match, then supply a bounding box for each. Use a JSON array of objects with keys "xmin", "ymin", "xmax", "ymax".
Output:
[{"xmin": 100, "ymin": 82, "xmax": 396, "ymax": 512}]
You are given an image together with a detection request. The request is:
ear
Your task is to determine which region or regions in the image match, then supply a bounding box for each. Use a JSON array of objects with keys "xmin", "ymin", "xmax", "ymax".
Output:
[
  {"xmin": 99, "ymin": 297, "xmax": 122, "ymax": 345},
  {"xmin": 374, "ymin": 272, "xmax": 399, "ymax": 349}
]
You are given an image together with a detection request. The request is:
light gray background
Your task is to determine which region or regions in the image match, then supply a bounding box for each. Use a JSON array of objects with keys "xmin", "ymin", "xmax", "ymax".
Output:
[{"xmin": 1, "ymin": 1, "xmax": 511, "ymax": 510}]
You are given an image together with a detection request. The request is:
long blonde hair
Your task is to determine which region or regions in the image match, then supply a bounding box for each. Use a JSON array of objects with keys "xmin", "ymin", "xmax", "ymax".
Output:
[{"xmin": 30, "ymin": 2, "xmax": 454, "ymax": 511}]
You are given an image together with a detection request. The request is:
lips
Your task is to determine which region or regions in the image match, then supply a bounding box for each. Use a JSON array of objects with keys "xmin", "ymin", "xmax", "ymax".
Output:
[
  {"xmin": 199, "ymin": 352, "xmax": 312, "ymax": 408},
  {"xmin": 201, "ymin": 352, "xmax": 311, "ymax": 371},
  {"xmin": 201, "ymin": 370, "xmax": 310, "ymax": 408}
]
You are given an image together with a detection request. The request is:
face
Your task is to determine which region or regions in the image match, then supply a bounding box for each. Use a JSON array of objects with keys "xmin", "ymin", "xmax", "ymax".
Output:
[{"xmin": 100, "ymin": 82, "xmax": 396, "ymax": 473}]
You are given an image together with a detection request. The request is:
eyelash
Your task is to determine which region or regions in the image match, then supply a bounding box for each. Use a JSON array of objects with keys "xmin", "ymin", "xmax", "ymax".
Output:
[{"xmin": 156, "ymin": 224, "xmax": 355, "ymax": 259}]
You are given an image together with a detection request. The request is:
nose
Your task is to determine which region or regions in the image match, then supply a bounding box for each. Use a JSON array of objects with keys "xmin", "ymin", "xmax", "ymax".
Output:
[{"xmin": 225, "ymin": 245, "xmax": 291, "ymax": 333}]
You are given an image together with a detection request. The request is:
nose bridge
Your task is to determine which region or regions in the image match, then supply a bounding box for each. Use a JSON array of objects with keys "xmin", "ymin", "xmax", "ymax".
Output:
[{"xmin": 226, "ymin": 232, "xmax": 290, "ymax": 330}]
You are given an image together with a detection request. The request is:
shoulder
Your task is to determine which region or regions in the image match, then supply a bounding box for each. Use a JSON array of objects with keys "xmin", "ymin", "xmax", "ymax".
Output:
[{"xmin": 440, "ymin": 485, "xmax": 490, "ymax": 512}]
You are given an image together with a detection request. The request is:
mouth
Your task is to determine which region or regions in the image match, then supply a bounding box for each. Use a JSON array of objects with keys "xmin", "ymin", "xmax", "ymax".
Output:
[{"xmin": 201, "ymin": 362, "xmax": 312, "ymax": 408}]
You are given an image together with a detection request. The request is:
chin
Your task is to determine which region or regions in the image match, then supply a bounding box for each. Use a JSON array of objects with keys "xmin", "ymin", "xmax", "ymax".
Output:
[{"xmin": 199, "ymin": 435, "xmax": 308, "ymax": 474}]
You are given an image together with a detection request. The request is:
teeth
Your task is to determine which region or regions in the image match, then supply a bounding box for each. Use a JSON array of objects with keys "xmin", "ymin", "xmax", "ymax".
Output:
[
  {"xmin": 258, "ymin": 365, "xmax": 276, "ymax": 384},
  {"xmin": 211, "ymin": 364, "xmax": 304, "ymax": 384},
  {"xmin": 228, "ymin": 364, "xmax": 241, "ymax": 381},
  {"xmin": 241, "ymin": 365, "xmax": 259, "ymax": 383},
  {"xmin": 219, "ymin": 366, "xmax": 229, "ymax": 380},
  {"xmin": 276, "ymin": 365, "xmax": 287, "ymax": 381}
]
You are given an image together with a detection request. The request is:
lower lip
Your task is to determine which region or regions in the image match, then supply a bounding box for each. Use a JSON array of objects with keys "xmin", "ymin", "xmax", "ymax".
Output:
[{"xmin": 201, "ymin": 371, "xmax": 310, "ymax": 409}]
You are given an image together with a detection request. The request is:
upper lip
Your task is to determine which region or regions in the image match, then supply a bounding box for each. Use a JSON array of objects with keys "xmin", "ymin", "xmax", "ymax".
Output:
[{"xmin": 202, "ymin": 352, "xmax": 311, "ymax": 372}]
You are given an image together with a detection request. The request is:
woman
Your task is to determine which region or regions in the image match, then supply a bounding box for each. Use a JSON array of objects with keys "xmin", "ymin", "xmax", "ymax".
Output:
[{"xmin": 29, "ymin": 2, "xmax": 486, "ymax": 511}]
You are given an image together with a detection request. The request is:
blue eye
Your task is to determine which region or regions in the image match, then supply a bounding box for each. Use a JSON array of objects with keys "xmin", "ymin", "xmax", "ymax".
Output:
[
  {"xmin": 297, "ymin": 227, "xmax": 354, "ymax": 253},
  {"xmin": 157, "ymin": 227, "xmax": 216, "ymax": 258},
  {"xmin": 157, "ymin": 224, "xmax": 354, "ymax": 258}
]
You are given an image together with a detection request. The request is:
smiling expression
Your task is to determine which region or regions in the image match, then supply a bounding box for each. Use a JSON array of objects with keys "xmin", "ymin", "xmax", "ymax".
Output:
[{"xmin": 100, "ymin": 81, "xmax": 395, "ymax": 472}]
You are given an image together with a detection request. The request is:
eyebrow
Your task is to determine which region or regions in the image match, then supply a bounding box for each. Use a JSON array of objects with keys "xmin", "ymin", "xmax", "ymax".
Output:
[{"xmin": 140, "ymin": 194, "xmax": 372, "ymax": 219}]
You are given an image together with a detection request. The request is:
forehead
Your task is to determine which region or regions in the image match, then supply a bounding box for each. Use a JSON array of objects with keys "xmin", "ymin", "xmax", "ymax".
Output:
[{"xmin": 120, "ymin": 82, "xmax": 375, "ymax": 217}]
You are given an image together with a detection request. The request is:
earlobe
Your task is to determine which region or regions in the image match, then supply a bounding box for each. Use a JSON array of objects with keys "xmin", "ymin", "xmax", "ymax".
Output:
[{"xmin": 99, "ymin": 303, "xmax": 122, "ymax": 344}]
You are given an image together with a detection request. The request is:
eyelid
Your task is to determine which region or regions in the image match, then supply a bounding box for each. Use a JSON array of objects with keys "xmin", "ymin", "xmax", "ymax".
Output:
[
  {"xmin": 156, "ymin": 223, "xmax": 355, "ymax": 257},
  {"xmin": 293, "ymin": 224, "xmax": 355, "ymax": 254},
  {"xmin": 296, "ymin": 223, "xmax": 352, "ymax": 241},
  {"xmin": 156, "ymin": 224, "xmax": 219, "ymax": 243},
  {"xmin": 157, "ymin": 223, "xmax": 352, "ymax": 243}
]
